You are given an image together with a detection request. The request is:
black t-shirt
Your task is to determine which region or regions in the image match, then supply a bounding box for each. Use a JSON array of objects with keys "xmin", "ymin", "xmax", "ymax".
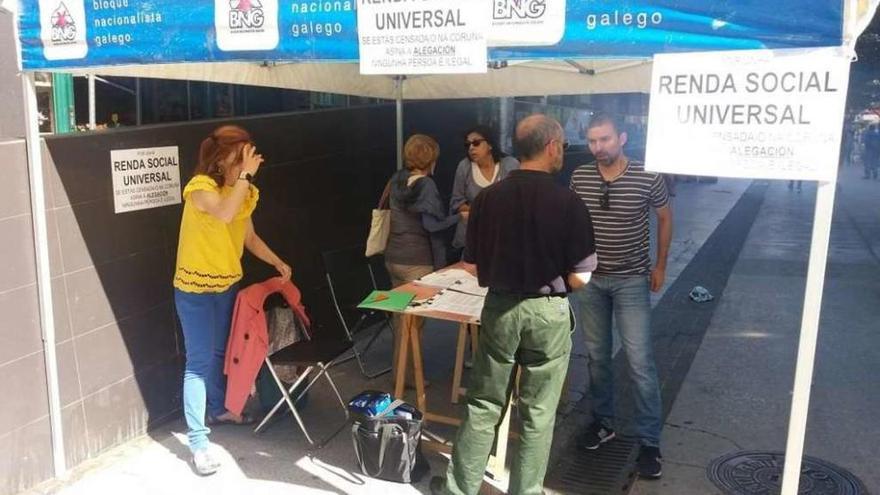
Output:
[{"xmin": 464, "ymin": 169, "xmax": 596, "ymax": 294}]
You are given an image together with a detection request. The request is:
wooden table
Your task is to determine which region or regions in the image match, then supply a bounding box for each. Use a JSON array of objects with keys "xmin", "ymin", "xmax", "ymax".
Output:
[{"xmin": 382, "ymin": 265, "xmax": 515, "ymax": 482}]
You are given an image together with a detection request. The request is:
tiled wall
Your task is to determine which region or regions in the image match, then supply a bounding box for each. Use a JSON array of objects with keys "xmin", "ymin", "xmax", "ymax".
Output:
[
  {"xmin": 1, "ymin": 99, "xmax": 489, "ymax": 494},
  {"xmin": 0, "ymin": 12, "xmax": 25, "ymax": 138},
  {"xmin": 0, "ymin": 139, "xmax": 55, "ymax": 495}
]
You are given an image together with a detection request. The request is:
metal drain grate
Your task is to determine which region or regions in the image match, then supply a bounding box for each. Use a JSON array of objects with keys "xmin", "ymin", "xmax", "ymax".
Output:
[
  {"xmin": 707, "ymin": 451, "xmax": 868, "ymax": 495},
  {"xmin": 544, "ymin": 437, "xmax": 638, "ymax": 494}
]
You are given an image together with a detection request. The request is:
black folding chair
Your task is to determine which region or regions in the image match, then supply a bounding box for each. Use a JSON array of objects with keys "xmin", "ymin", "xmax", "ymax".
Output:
[
  {"xmin": 321, "ymin": 245, "xmax": 393, "ymax": 379},
  {"xmin": 254, "ymin": 288, "xmax": 352, "ymax": 448}
]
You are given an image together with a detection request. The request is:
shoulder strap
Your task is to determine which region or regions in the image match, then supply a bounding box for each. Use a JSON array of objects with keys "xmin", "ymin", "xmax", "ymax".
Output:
[
  {"xmin": 376, "ymin": 399, "xmax": 406, "ymax": 417},
  {"xmin": 378, "ymin": 179, "xmax": 392, "ymax": 209},
  {"xmin": 352, "ymin": 421, "xmax": 403, "ymax": 478}
]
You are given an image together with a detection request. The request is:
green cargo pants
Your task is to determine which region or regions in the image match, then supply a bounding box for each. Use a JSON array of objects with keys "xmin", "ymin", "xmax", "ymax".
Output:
[{"xmin": 443, "ymin": 293, "xmax": 573, "ymax": 495}]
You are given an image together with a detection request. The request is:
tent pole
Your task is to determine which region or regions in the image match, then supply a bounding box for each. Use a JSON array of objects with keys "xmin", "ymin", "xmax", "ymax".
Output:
[
  {"xmin": 186, "ymin": 81, "xmax": 192, "ymax": 120},
  {"xmin": 135, "ymin": 78, "xmax": 142, "ymax": 125},
  {"xmin": 395, "ymin": 75, "xmax": 404, "ymax": 170},
  {"xmin": 22, "ymin": 72, "xmax": 67, "ymax": 478},
  {"xmin": 88, "ymin": 74, "xmax": 96, "ymax": 129},
  {"xmin": 781, "ymin": 2, "xmax": 858, "ymax": 492},
  {"xmin": 499, "ymin": 97, "xmax": 513, "ymax": 154},
  {"xmin": 779, "ymin": 179, "xmax": 837, "ymax": 495}
]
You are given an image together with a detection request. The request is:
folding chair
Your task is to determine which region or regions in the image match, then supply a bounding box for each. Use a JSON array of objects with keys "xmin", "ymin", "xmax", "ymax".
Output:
[
  {"xmin": 254, "ymin": 290, "xmax": 352, "ymax": 448},
  {"xmin": 321, "ymin": 245, "xmax": 393, "ymax": 379}
]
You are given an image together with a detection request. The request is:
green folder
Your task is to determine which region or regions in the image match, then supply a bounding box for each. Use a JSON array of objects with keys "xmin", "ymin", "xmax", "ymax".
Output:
[{"xmin": 357, "ymin": 290, "xmax": 415, "ymax": 312}]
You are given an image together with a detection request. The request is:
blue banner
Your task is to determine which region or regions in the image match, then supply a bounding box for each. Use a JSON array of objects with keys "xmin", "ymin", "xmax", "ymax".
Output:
[{"xmin": 18, "ymin": 0, "xmax": 844, "ymax": 70}]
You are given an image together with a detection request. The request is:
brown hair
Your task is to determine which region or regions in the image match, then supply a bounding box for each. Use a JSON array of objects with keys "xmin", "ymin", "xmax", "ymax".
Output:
[
  {"xmin": 194, "ymin": 125, "xmax": 253, "ymax": 186},
  {"xmin": 587, "ymin": 112, "xmax": 622, "ymax": 135},
  {"xmin": 403, "ymin": 134, "xmax": 440, "ymax": 171}
]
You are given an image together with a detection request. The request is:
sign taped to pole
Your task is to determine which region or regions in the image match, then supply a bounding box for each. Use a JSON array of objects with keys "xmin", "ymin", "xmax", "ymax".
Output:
[{"xmin": 645, "ymin": 47, "xmax": 851, "ymax": 181}]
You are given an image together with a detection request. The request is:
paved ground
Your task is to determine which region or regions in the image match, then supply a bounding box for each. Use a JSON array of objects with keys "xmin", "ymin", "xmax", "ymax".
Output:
[
  {"xmin": 21, "ymin": 166, "xmax": 878, "ymax": 495},
  {"xmin": 632, "ymin": 166, "xmax": 880, "ymax": 495}
]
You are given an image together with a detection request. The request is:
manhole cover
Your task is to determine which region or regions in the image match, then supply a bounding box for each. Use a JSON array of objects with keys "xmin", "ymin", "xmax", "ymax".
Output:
[{"xmin": 707, "ymin": 451, "xmax": 868, "ymax": 495}]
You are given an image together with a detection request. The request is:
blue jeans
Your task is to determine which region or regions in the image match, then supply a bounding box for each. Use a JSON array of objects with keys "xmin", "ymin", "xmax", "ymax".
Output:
[
  {"xmin": 174, "ymin": 285, "xmax": 238, "ymax": 453},
  {"xmin": 573, "ymin": 275, "xmax": 662, "ymax": 447}
]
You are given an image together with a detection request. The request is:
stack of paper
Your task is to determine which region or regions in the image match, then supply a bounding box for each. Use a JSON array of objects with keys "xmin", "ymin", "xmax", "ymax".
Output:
[
  {"xmin": 414, "ymin": 268, "xmax": 474, "ymax": 289},
  {"xmin": 448, "ymin": 277, "xmax": 488, "ymax": 297},
  {"xmin": 408, "ymin": 289, "xmax": 484, "ymax": 320}
]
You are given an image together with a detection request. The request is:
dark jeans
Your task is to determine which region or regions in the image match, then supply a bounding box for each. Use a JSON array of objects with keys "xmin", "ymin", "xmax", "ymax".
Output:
[{"xmin": 572, "ymin": 275, "xmax": 662, "ymax": 447}]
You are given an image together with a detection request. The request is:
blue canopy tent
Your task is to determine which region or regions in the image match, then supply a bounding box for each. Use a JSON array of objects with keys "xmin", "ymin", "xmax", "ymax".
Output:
[
  {"xmin": 11, "ymin": 1, "xmax": 867, "ymax": 100},
  {"xmin": 9, "ymin": 1, "xmax": 879, "ymax": 492}
]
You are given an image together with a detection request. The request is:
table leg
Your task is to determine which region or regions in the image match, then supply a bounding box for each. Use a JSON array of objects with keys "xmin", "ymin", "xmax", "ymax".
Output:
[
  {"xmin": 469, "ymin": 323, "xmax": 479, "ymax": 355},
  {"xmin": 487, "ymin": 366, "xmax": 520, "ymax": 482},
  {"xmin": 393, "ymin": 314, "xmax": 411, "ymax": 400},
  {"xmin": 409, "ymin": 315, "xmax": 427, "ymax": 414},
  {"xmin": 451, "ymin": 323, "xmax": 467, "ymax": 404},
  {"xmin": 486, "ymin": 392, "xmax": 513, "ymax": 482}
]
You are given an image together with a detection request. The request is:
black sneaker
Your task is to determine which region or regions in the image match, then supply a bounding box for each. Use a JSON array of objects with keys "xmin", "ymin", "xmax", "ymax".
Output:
[
  {"xmin": 577, "ymin": 421, "xmax": 616, "ymax": 450},
  {"xmin": 429, "ymin": 476, "xmax": 446, "ymax": 495},
  {"xmin": 637, "ymin": 446, "xmax": 662, "ymax": 479}
]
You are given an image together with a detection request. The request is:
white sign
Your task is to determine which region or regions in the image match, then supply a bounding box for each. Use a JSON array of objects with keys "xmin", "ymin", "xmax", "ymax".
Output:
[
  {"xmin": 40, "ymin": 0, "xmax": 88, "ymax": 60},
  {"xmin": 489, "ymin": 0, "xmax": 566, "ymax": 47},
  {"xmin": 357, "ymin": 0, "xmax": 489, "ymax": 75},
  {"xmin": 215, "ymin": 0, "xmax": 279, "ymax": 51},
  {"xmin": 111, "ymin": 146, "xmax": 182, "ymax": 214},
  {"xmin": 645, "ymin": 47, "xmax": 851, "ymax": 181}
]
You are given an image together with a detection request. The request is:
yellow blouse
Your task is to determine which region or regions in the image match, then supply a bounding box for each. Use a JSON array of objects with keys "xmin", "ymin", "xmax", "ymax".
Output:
[{"xmin": 173, "ymin": 174, "xmax": 259, "ymax": 293}]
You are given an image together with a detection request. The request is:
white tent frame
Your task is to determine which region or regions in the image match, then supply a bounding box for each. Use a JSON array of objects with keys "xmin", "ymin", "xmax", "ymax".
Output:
[{"xmin": 12, "ymin": 1, "xmax": 877, "ymax": 491}]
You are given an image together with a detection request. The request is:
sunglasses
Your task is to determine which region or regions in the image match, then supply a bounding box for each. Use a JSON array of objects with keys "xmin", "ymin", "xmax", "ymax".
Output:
[
  {"xmin": 599, "ymin": 181, "xmax": 611, "ymax": 210},
  {"xmin": 544, "ymin": 138, "xmax": 570, "ymax": 151},
  {"xmin": 464, "ymin": 139, "xmax": 487, "ymax": 149}
]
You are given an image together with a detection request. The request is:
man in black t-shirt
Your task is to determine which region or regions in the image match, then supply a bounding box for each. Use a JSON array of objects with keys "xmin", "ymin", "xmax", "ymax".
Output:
[
  {"xmin": 431, "ymin": 115, "xmax": 597, "ymax": 495},
  {"xmin": 569, "ymin": 113, "xmax": 672, "ymax": 479}
]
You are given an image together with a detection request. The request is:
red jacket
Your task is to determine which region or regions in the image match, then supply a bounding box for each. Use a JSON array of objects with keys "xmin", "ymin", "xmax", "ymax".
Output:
[{"xmin": 224, "ymin": 277, "xmax": 310, "ymax": 416}]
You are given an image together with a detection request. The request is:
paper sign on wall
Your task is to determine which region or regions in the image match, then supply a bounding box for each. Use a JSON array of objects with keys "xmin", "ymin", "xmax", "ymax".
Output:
[
  {"xmin": 645, "ymin": 47, "xmax": 851, "ymax": 181},
  {"xmin": 357, "ymin": 0, "xmax": 489, "ymax": 75},
  {"xmin": 111, "ymin": 146, "xmax": 181, "ymax": 213}
]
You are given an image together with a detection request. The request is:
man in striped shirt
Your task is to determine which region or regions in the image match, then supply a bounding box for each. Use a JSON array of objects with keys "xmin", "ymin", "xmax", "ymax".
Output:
[{"xmin": 569, "ymin": 113, "xmax": 672, "ymax": 479}]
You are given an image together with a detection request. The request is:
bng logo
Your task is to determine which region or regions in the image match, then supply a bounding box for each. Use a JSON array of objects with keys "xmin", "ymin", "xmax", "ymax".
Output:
[
  {"xmin": 494, "ymin": 0, "xmax": 547, "ymax": 20},
  {"xmin": 229, "ymin": 0, "xmax": 264, "ymax": 29},
  {"xmin": 50, "ymin": 2, "xmax": 76, "ymax": 43}
]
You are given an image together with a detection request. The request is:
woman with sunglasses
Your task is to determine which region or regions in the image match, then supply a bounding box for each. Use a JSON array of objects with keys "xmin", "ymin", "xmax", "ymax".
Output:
[
  {"xmin": 173, "ymin": 125, "xmax": 292, "ymax": 475},
  {"xmin": 450, "ymin": 125, "xmax": 520, "ymax": 252}
]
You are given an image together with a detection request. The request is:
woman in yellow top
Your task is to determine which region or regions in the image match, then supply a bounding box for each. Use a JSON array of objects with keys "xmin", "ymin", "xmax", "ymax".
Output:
[{"xmin": 173, "ymin": 125, "xmax": 291, "ymax": 476}]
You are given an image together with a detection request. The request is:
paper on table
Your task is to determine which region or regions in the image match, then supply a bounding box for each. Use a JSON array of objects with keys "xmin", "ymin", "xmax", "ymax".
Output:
[
  {"xmin": 409, "ymin": 289, "xmax": 484, "ymax": 319},
  {"xmin": 448, "ymin": 277, "xmax": 488, "ymax": 297},
  {"xmin": 414, "ymin": 268, "xmax": 474, "ymax": 289}
]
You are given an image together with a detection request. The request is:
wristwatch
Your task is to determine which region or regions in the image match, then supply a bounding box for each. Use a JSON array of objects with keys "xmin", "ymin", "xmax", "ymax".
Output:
[{"xmin": 238, "ymin": 171, "xmax": 253, "ymax": 183}]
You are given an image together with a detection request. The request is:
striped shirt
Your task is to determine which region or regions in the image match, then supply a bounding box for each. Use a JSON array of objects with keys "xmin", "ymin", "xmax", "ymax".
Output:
[{"xmin": 570, "ymin": 160, "xmax": 668, "ymax": 276}]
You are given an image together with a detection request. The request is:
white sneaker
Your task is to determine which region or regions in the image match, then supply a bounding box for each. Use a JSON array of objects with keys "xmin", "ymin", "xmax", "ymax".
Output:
[{"xmin": 192, "ymin": 449, "xmax": 221, "ymax": 476}]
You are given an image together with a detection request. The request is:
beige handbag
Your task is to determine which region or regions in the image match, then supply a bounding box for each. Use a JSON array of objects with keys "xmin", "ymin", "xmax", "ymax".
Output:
[{"xmin": 365, "ymin": 180, "xmax": 392, "ymax": 257}]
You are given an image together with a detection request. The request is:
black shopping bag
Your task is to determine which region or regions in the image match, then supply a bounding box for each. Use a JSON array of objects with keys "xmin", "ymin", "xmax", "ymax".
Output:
[{"xmin": 350, "ymin": 399, "xmax": 429, "ymax": 483}]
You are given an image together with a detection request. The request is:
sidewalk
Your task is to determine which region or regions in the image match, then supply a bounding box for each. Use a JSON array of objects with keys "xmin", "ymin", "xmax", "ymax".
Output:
[
  {"xmin": 631, "ymin": 165, "xmax": 880, "ymax": 494},
  {"xmin": 24, "ymin": 167, "xmax": 879, "ymax": 495}
]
